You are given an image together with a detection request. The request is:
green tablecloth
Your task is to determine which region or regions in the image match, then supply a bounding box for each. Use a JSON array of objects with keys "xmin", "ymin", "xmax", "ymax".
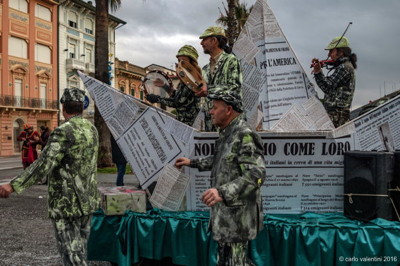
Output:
[{"xmin": 88, "ymin": 210, "xmax": 400, "ymax": 266}]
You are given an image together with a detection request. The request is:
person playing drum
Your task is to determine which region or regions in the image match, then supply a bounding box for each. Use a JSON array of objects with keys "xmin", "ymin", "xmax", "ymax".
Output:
[{"xmin": 146, "ymin": 45, "xmax": 201, "ymax": 126}]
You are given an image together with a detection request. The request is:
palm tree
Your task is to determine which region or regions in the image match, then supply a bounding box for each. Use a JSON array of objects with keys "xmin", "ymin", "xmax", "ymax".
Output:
[
  {"xmin": 95, "ymin": 0, "xmax": 121, "ymax": 167},
  {"xmin": 217, "ymin": 0, "xmax": 252, "ymax": 47}
]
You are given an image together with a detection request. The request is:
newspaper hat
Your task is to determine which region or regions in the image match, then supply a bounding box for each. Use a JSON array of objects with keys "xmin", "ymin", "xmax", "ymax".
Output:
[
  {"xmin": 176, "ymin": 45, "xmax": 199, "ymax": 61},
  {"xmin": 325, "ymin": 36, "xmax": 350, "ymax": 50},
  {"xmin": 199, "ymin": 26, "xmax": 226, "ymax": 39},
  {"xmin": 208, "ymin": 89, "xmax": 243, "ymax": 113},
  {"xmin": 60, "ymin": 88, "xmax": 86, "ymax": 103}
]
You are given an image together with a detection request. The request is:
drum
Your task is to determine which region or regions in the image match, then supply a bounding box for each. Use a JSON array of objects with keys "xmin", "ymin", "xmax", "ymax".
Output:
[
  {"xmin": 141, "ymin": 70, "xmax": 175, "ymax": 97},
  {"xmin": 176, "ymin": 60, "xmax": 205, "ymax": 93}
]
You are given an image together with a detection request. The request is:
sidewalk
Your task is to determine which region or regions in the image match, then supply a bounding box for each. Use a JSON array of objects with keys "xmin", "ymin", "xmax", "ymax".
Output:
[{"xmin": 97, "ymin": 173, "xmax": 140, "ymax": 187}]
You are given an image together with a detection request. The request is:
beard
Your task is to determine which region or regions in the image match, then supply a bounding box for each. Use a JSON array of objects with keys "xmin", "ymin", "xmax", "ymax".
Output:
[{"xmin": 203, "ymin": 48, "xmax": 211, "ymax": 54}]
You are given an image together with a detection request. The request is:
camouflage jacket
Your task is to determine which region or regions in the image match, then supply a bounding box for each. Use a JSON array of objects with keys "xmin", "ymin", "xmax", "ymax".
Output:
[
  {"xmin": 158, "ymin": 82, "xmax": 200, "ymax": 126},
  {"xmin": 315, "ymin": 57, "xmax": 355, "ymax": 127},
  {"xmin": 11, "ymin": 116, "xmax": 100, "ymax": 219},
  {"xmin": 202, "ymin": 52, "xmax": 243, "ymax": 131},
  {"xmin": 190, "ymin": 116, "xmax": 265, "ymax": 242}
]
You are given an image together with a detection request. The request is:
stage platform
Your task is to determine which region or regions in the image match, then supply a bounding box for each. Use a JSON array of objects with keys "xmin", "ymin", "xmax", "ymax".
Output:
[{"xmin": 88, "ymin": 210, "xmax": 400, "ymax": 266}]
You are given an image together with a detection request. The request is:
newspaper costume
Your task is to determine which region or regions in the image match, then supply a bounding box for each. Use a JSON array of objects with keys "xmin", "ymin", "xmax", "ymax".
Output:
[
  {"xmin": 189, "ymin": 90, "xmax": 265, "ymax": 265},
  {"xmin": 199, "ymin": 26, "xmax": 243, "ymax": 131},
  {"xmin": 11, "ymin": 88, "xmax": 99, "ymax": 266},
  {"xmin": 314, "ymin": 37, "xmax": 356, "ymax": 127}
]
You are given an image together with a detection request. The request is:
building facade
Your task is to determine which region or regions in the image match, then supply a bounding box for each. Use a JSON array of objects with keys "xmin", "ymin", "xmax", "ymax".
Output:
[
  {"xmin": 114, "ymin": 57, "xmax": 146, "ymax": 100},
  {"xmin": 0, "ymin": 0, "xmax": 58, "ymax": 156},
  {"xmin": 58, "ymin": 0, "xmax": 125, "ymax": 121}
]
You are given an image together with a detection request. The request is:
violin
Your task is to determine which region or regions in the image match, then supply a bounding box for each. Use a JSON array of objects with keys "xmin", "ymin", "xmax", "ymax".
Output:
[{"xmin": 310, "ymin": 59, "xmax": 335, "ymax": 68}]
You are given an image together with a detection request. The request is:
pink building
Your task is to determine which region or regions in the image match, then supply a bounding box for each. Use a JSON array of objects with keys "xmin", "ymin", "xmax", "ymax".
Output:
[{"xmin": 0, "ymin": 0, "xmax": 58, "ymax": 156}]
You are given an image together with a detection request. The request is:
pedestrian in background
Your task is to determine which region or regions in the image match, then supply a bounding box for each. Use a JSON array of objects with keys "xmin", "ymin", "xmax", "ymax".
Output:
[
  {"xmin": 0, "ymin": 88, "xmax": 99, "ymax": 266},
  {"xmin": 37, "ymin": 126, "xmax": 51, "ymax": 149},
  {"xmin": 110, "ymin": 135, "xmax": 127, "ymax": 186},
  {"xmin": 17, "ymin": 124, "xmax": 39, "ymax": 169}
]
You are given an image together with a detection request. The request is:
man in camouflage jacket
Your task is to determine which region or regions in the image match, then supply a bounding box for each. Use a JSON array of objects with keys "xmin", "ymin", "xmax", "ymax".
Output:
[
  {"xmin": 176, "ymin": 90, "xmax": 265, "ymax": 265},
  {"xmin": 0, "ymin": 88, "xmax": 99, "ymax": 266},
  {"xmin": 313, "ymin": 36, "xmax": 356, "ymax": 127},
  {"xmin": 196, "ymin": 26, "xmax": 243, "ymax": 131}
]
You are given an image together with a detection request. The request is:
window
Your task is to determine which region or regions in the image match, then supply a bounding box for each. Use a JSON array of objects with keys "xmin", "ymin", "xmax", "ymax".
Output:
[
  {"xmin": 85, "ymin": 19, "xmax": 94, "ymax": 35},
  {"xmin": 68, "ymin": 42, "xmax": 76, "ymax": 59},
  {"xmin": 36, "ymin": 4, "xmax": 51, "ymax": 21},
  {"xmin": 39, "ymin": 83, "xmax": 47, "ymax": 108},
  {"xmin": 84, "ymin": 44, "xmax": 93, "ymax": 63},
  {"xmin": 68, "ymin": 79, "xmax": 79, "ymax": 89},
  {"xmin": 68, "ymin": 12, "xmax": 78, "ymax": 28},
  {"xmin": 9, "ymin": 37, "xmax": 28, "ymax": 59},
  {"xmin": 130, "ymin": 88, "xmax": 135, "ymax": 97},
  {"xmin": 35, "ymin": 44, "xmax": 51, "ymax": 64},
  {"xmin": 10, "ymin": 0, "xmax": 28, "ymax": 13},
  {"xmin": 14, "ymin": 79, "xmax": 23, "ymax": 107}
]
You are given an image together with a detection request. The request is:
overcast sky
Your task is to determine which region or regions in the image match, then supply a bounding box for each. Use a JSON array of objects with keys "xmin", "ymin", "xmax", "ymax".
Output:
[{"xmin": 113, "ymin": 0, "xmax": 400, "ymax": 109}]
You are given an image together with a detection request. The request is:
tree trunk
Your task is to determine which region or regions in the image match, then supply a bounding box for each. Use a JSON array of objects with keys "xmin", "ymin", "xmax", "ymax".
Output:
[
  {"xmin": 227, "ymin": 0, "xmax": 238, "ymax": 47},
  {"xmin": 95, "ymin": 0, "xmax": 113, "ymax": 167}
]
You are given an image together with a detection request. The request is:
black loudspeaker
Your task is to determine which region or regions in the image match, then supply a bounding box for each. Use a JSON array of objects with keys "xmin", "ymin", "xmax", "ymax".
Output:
[
  {"xmin": 344, "ymin": 151, "xmax": 396, "ymax": 221},
  {"xmin": 391, "ymin": 151, "xmax": 400, "ymax": 220}
]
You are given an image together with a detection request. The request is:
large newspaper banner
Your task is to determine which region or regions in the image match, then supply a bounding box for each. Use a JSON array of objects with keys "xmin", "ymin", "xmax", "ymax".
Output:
[
  {"xmin": 332, "ymin": 95, "xmax": 400, "ymax": 151},
  {"xmin": 185, "ymin": 131, "xmax": 353, "ymax": 213},
  {"xmin": 79, "ymin": 72, "xmax": 186, "ymax": 188},
  {"xmin": 233, "ymin": 0, "xmax": 316, "ymax": 130}
]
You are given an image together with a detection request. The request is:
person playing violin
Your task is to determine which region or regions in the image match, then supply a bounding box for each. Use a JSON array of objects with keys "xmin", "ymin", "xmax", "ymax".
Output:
[{"xmin": 312, "ymin": 36, "xmax": 357, "ymax": 127}]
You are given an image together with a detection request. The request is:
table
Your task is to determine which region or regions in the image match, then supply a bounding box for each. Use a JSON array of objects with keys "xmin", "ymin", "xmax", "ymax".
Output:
[{"xmin": 88, "ymin": 209, "xmax": 400, "ymax": 266}]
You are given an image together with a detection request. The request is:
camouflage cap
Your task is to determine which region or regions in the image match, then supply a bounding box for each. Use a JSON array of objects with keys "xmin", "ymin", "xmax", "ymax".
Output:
[
  {"xmin": 325, "ymin": 36, "xmax": 350, "ymax": 50},
  {"xmin": 208, "ymin": 89, "xmax": 243, "ymax": 113},
  {"xmin": 60, "ymin": 88, "xmax": 86, "ymax": 103},
  {"xmin": 199, "ymin": 26, "xmax": 226, "ymax": 39},
  {"xmin": 176, "ymin": 45, "xmax": 199, "ymax": 61}
]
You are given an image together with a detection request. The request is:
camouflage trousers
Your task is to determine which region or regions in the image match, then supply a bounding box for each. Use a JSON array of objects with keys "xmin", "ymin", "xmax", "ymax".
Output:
[
  {"xmin": 326, "ymin": 108, "xmax": 350, "ymax": 128},
  {"xmin": 52, "ymin": 215, "xmax": 91, "ymax": 266},
  {"xmin": 217, "ymin": 241, "xmax": 255, "ymax": 266}
]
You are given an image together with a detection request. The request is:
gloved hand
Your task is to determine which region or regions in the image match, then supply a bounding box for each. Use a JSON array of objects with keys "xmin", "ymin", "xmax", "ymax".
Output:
[{"xmin": 146, "ymin": 94, "xmax": 161, "ymax": 103}]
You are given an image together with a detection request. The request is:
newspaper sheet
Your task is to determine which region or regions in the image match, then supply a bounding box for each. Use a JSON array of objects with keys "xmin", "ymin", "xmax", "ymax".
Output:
[
  {"xmin": 331, "ymin": 95, "xmax": 400, "ymax": 151},
  {"xmin": 271, "ymin": 96, "xmax": 334, "ymax": 131},
  {"xmin": 233, "ymin": 0, "xmax": 317, "ymax": 130},
  {"xmin": 350, "ymin": 95, "xmax": 400, "ymax": 151},
  {"xmin": 117, "ymin": 108, "xmax": 185, "ymax": 188},
  {"xmin": 164, "ymin": 118, "xmax": 196, "ymax": 144},
  {"xmin": 79, "ymin": 72, "xmax": 186, "ymax": 189},
  {"xmin": 149, "ymin": 164, "xmax": 190, "ymax": 211}
]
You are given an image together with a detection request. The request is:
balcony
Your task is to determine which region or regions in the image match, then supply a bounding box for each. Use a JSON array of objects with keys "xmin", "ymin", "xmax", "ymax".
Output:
[
  {"xmin": 66, "ymin": 58, "xmax": 86, "ymax": 72},
  {"xmin": 86, "ymin": 63, "xmax": 95, "ymax": 74},
  {"xmin": 0, "ymin": 95, "xmax": 58, "ymax": 110}
]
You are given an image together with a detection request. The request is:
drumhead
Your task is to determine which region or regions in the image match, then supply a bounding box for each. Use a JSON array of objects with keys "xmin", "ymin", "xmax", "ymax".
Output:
[
  {"xmin": 142, "ymin": 70, "xmax": 175, "ymax": 96},
  {"xmin": 176, "ymin": 60, "xmax": 204, "ymax": 92}
]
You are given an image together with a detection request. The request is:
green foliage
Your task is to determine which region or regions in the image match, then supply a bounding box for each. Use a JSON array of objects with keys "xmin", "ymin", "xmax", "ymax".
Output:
[{"xmin": 97, "ymin": 164, "xmax": 134, "ymax": 174}]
